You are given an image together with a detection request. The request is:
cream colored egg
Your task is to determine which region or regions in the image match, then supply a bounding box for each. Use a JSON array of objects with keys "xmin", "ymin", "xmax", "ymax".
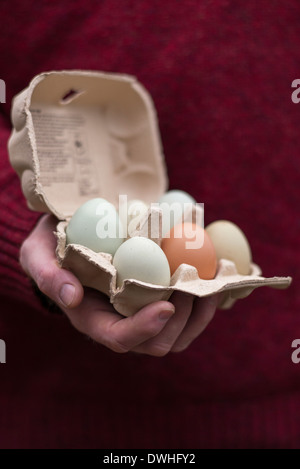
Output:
[
  {"xmin": 119, "ymin": 199, "xmax": 149, "ymax": 236},
  {"xmin": 205, "ymin": 220, "xmax": 252, "ymax": 275}
]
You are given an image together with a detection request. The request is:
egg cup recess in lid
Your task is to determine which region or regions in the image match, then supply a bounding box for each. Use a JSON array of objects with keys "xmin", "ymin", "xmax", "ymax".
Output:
[
  {"xmin": 8, "ymin": 70, "xmax": 168, "ymax": 218},
  {"xmin": 8, "ymin": 70, "xmax": 292, "ymax": 317}
]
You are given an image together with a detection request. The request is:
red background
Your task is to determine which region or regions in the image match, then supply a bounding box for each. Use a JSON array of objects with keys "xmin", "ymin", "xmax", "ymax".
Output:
[{"xmin": 0, "ymin": 0, "xmax": 299, "ymax": 448}]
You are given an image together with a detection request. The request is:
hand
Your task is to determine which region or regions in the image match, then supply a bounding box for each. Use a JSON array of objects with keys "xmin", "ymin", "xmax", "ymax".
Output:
[{"xmin": 20, "ymin": 214, "xmax": 219, "ymax": 356}]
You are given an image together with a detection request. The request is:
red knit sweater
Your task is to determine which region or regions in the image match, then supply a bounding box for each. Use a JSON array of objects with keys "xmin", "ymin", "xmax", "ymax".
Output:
[{"xmin": 0, "ymin": 0, "xmax": 299, "ymax": 449}]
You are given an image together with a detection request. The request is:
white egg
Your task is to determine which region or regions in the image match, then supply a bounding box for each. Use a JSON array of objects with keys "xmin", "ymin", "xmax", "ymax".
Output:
[
  {"xmin": 119, "ymin": 199, "xmax": 149, "ymax": 236},
  {"xmin": 113, "ymin": 236, "xmax": 171, "ymax": 288},
  {"xmin": 66, "ymin": 197, "xmax": 124, "ymax": 255},
  {"xmin": 205, "ymin": 220, "xmax": 252, "ymax": 275},
  {"xmin": 157, "ymin": 190, "xmax": 196, "ymax": 236}
]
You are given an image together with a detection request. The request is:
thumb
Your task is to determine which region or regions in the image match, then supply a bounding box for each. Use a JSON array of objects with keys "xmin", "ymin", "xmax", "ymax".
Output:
[{"xmin": 20, "ymin": 215, "xmax": 84, "ymax": 309}]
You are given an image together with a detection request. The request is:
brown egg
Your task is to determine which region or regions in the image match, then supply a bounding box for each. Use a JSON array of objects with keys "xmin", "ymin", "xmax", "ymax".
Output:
[{"xmin": 161, "ymin": 222, "xmax": 217, "ymax": 279}]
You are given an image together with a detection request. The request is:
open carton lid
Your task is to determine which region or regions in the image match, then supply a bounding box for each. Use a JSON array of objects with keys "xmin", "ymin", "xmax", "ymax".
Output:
[{"xmin": 8, "ymin": 70, "xmax": 168, "ymax": 219}]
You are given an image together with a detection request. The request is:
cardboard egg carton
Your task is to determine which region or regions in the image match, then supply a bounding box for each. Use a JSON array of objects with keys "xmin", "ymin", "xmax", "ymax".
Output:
[{"xmin": 8, "ymin": 70, "xmax": 292, "ymax": 316}]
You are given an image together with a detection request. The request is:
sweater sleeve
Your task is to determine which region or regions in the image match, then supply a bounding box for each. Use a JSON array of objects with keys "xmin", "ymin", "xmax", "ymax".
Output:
[{"xmin": 0, "ymin": 112, "xmax": 44, "ymax": 310}]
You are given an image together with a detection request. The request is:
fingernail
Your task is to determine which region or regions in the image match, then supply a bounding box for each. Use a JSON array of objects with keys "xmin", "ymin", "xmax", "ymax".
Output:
[
  {"xmin": 59, "ymin": 284, "xmax": 75, "ymax": 307},
  {"xmin": 159, "ymin": 307, "xmax": 175, "ymax": 321}
]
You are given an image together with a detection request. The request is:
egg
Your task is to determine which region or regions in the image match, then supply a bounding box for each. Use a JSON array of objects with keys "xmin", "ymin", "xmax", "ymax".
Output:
[
  {"xmin": 119, "ymin": 199, "xmax": 149, "ymax": 236},
  {"xmin": 161, "ymin": 222, "xmax": 217, "ymax": 279},
  {"xmin": 66, "ymin": 197, "xmax": 124, "ymax": 255},
  {"xmin": 157, "ymin": 190, "xmax": 197, "ymax": 236},
  {"xmin": 205, "ymin": 220, "xmax": 252, "ymax": 275},
  {"xmin": 113, "ymin": 236, "xmax": 171, "ymax": 288}
]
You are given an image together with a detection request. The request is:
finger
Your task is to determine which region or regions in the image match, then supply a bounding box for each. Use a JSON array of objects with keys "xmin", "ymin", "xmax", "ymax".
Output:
[
  {"xmin": 63, "ymin": 290, "xmax": 176, "ymax": 353},
  {"xmin": 133, "ymin": 291, "xmax": 194, "ymax": 356},
  {"xmin": 20, "ymin": 214, "xmax": 84, "ymax": 308},
  {"xmin": 171, "ymin": 294, "xmax": 219, "ymax": 353}
]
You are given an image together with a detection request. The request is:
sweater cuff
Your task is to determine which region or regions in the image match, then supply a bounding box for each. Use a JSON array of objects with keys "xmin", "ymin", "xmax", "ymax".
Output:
[{"xmin": 0, "ymin": 191, "xmax": 44, "ymax": 310}]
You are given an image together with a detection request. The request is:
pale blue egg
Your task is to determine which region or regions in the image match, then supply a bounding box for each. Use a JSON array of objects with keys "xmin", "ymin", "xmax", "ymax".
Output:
[
  {"xmin": 66, "ymin": 198, "xmax": 124, "ymax": 255},
  {"xmin": 157, "ymin": 190, "xmax": 196, "ymax": 236},
  {"xmin": 113, "ymin": 237, "xmax": 171, "ymax": 288}
]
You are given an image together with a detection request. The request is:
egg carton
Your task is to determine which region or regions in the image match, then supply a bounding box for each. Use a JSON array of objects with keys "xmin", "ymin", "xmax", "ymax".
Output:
[{"xmin": 8, "ymin": 70, "xmax": 292, "ymax": 316}]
